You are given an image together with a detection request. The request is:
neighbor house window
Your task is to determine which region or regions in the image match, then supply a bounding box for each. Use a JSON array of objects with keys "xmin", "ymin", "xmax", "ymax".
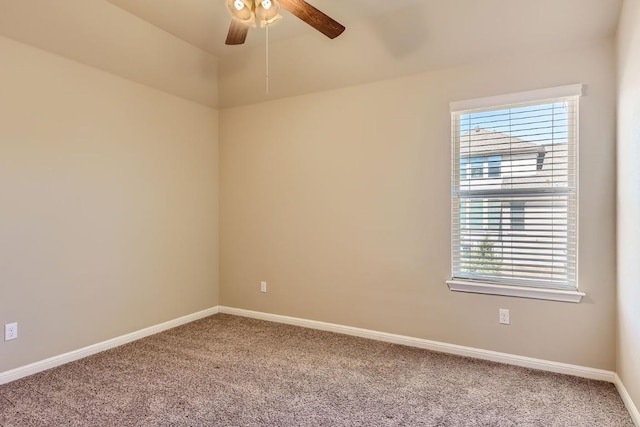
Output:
[
  {"xmin": 510, "ymin": 201, "xmax": 525, "ymax": 231},
  {"xmin": 488, "ymin": 156, "xmax": 501, "ymax": 177},
  {"xmin": 447, "ymin": 84, "xmax": 584, "ymax": 303},
  {"xmin": 487, "ymin": 201, "xmax": 501, "ymax": 230},
  {"xmin": 470, "ymin": 157, "xmax": 484, "ymax": 178},
  {"xmin": 460, "ymin": 158, "xmax": 468, "ymax": 179}
]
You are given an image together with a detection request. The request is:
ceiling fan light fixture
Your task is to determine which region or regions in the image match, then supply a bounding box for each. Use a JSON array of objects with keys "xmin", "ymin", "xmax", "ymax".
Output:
[
  {"xmin": 255, "ymin": 0, "xmax": 281, "ymax": 26},
  {"xmin": 226, "ymin": 0, "xmax": 255, "ymax": 26}
]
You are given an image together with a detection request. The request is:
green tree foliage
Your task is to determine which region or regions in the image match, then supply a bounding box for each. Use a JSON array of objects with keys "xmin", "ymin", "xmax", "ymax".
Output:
[{"xmin": 462, "ymin": 237, "xmax": 501, "ymax": 273}]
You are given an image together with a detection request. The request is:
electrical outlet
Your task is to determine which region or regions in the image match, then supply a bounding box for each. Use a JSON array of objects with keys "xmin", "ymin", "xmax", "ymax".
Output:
[
  {"xmin": 499, "ymin": 309, "xmax": 510, "ymax": 325},
  {"xmin": 260, "ymin": 281, "xmax": 267, "ymax": 293},
  {"xmin": 5, "ymin": 322, "xmax": 18, "ymax": 341}
]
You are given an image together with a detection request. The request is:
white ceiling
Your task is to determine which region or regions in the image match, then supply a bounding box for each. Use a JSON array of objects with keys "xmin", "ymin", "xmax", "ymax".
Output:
[{"xmin": 0, "ymin": 0, "xmax": 624, "ymax": 108}]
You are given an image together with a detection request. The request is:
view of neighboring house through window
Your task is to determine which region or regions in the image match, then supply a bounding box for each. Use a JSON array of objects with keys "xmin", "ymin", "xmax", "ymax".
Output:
[
  {"xmin": 510, "ymin": 201, "xmax": 525, "ymax": 231},
  {"xmin": 470, "ymin": 157, "xmax": 484, "ymax": 178},
  {"xmin": 460, "ymin": 158, "xmax": 468, "ymax": 179},
  {"xmin": 487, "ymin": 156, "xmax": 501, "ymax": 177},
  {"xmin": 449, "ymin": 85, "xmax": 581, "ymax": 292}
]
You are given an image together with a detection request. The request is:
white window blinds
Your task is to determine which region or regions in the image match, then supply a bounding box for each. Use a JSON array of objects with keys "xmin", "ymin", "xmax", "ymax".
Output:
[{"xmin": 450, "ymin": 85, "xmax": 581, "ymax": 290}]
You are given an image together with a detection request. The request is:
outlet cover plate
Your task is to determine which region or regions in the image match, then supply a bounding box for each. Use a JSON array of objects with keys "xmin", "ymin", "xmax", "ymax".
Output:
[
  {"xmin": 499, "ymin": 309, "xmax": 510, "ymax": 325},
  {"xmin": 5, "ymin": 322, "xmax": 18, "ymax": 341}
]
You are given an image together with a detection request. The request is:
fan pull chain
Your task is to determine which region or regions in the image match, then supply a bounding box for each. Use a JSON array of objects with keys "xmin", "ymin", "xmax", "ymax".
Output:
[{"xmin": 265, "ymin": 24, "xmax": 269, "ymax": 95}]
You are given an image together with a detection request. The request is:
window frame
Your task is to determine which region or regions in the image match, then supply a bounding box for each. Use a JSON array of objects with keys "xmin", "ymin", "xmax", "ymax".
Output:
[{"xmin": 446, "ymin": 84, "xmax": 585, "ymax": 303}]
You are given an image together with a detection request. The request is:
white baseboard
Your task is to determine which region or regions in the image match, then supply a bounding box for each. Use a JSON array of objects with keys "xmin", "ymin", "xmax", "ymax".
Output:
[
  {"xmin": 218, "ymin": 306, "xmax": 616, "ymax": 383},
  {"xmin": 614, "ymin": 374, "xmax": 640, "ymax": 426},
  {"xmin": 0, "ymin": 306, "xmax": 219, "ymax": 386}
]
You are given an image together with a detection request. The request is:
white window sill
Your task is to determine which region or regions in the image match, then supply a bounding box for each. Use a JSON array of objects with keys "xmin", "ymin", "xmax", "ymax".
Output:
[{"xmin": 446, "ymin": 280, "xmax": 585, "ymax": 303}]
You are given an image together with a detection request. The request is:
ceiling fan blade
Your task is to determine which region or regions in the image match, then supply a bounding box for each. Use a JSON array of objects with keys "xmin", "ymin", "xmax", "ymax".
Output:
[
  {"xmin": 279, "ymin": 0, "xmax": 345, "ymax": 39},
  {"xmin": 226, "ymin": 20, "xmax": 249, "ymax": 45}
]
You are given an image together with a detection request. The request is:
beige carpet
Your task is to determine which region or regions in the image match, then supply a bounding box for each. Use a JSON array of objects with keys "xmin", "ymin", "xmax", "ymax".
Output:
[{"xmin": 0, "ymin": 314, "xmax": 633, "ymax": 426}]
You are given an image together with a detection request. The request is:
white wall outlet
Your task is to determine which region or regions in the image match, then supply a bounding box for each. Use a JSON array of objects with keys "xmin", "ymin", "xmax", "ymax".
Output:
[
  {"xmin": 260, "ymin": 281, "xmax": 267, "ymax": 293},
  {"xmin": 5, "ymin": 322, "xmax": 18, "ymax": 341},
  {"xmin": 499, "ymin": 309, "xmax": 510, "ymax": 325}
]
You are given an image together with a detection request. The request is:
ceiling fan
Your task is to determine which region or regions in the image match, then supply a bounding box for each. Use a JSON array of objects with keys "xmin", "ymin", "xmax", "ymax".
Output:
[{"xmin": 225, "ymin": 0, "xmax": 345, "ymax": 45}]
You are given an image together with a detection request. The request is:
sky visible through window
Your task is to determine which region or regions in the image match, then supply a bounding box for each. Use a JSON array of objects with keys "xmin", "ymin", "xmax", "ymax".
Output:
[{"xmin": 459, "ymin": 102, "xmax": 569, "ymax": 145}]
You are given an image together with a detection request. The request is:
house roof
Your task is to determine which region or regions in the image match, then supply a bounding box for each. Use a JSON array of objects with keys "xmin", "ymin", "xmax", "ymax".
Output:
[
  {"xmin": 460, "ymin": 128, "xmax": 545, "ymax": 157},
  {"xmin": 459, "ymin": 128, "xmax": 571, "ymax": 188}
]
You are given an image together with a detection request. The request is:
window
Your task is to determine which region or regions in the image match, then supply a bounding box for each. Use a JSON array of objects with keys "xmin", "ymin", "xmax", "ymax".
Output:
[
  {"xmin": 463, "ymin": 156, "xmax": 501, "ymax": 179},
  {"xmin": 462, "ymin": 199, "xmax": 502, "ymax": 231},
  {"xmin": 470, "ymin": 157, "xmax": 484, "ymax": 178},
  {"xmin": 460, "ymin": 158, "xmax": 468, "ymax": 179},
  {"xmin": 510, "ymin": 201, "xmax": 525, "ymax": 231},
  {"xmin": 488, "ymin": 156, "xmax": 501, "ymax": 177},
  {"xmin": 469, "ymin": 200, "xmax": 483, "ymax": 228},
  {"xmin": 448, "ymin": 84, "xmax": 584, "ymax": 303},
  {"xmin": 487, "ymin": 201, "xmax": 501, "ymax": 230}
]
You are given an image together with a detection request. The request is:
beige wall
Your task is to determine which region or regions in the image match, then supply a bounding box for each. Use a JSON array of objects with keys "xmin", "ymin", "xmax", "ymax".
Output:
[
  {"xmin": 220, "ymin": 38, "xmax": 617, "ymax": 369},
  {"xmin": 0, "ymin": 36, "xmax": 219, "ymax": 373},
  {"xmin": 617, "ymin": 0, "xmax": 640, "ymax": 412},
  {"xmin": 0, "ymin": 0, "xmax": 219, "ymax": 107}
]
